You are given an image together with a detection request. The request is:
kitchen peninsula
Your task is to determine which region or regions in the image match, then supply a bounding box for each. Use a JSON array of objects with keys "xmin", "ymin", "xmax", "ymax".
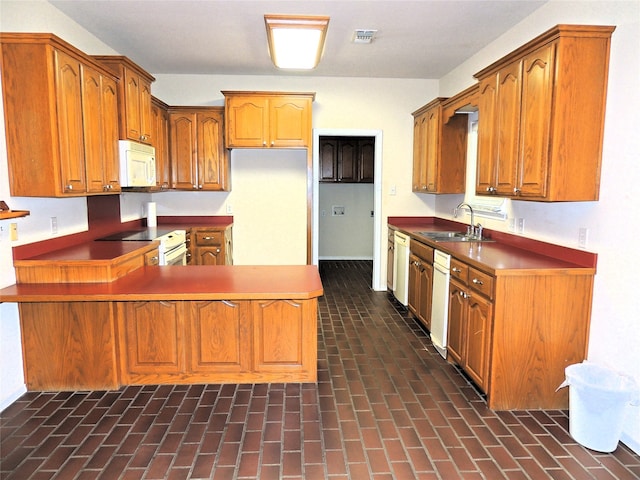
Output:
[{"xmin": 0, "ymin": 243, "xmax": 323, "ymax": 391}]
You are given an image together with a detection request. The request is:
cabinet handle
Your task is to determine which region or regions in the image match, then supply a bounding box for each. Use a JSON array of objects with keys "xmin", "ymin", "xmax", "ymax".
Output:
[
  {"xmin": 198, "ymin": 185, "xmax": 203, "ymax": 189},
  {"xmin": 150, "ymin": 256, "xmax": 158, "ymax": 263},
  {"xmin": 452, "ymin": 267, "xmax": 461, "ymax": 273},
  {"xmin": 203, "ymin": 236, "xmax": 214, "ymax": 240},
  {"xmin": 513, "ymin": 187, "xmax": 521, "ymax": 194},
  {"xmin": 472, "ymin": 278, "xmax": 483, "ymax": 285},
  {"xmin": 193, "ymin": 185, "xmax": 198, "ymax": 189},
  {"xmin": 263, "ymin": 141, "xmax": 267, "ymax": 146},
  {"xmin": 486, "ymin": 186, "xmax": 496, "ymax": 193},
  {"xmin": 271, "ymin": 141, "xmax": 274, "ymax": 146},
  {"xmin": 65, "ymin": 184, "xmax": 73, "ymax": 191}
]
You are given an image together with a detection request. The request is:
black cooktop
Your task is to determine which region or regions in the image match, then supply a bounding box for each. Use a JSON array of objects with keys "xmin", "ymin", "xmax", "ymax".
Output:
[{"xmin": 97, "ymin": 228, "xmax": 177, "ymax": 242}]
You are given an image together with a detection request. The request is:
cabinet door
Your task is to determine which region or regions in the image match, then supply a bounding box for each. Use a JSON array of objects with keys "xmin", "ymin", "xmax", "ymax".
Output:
[
  {"xmin": 495, "ymin": 61, "xmax": 522, "ymax": 196},
  {"xmin": 101, "ymin": 75, "xmax": 121, "ymax": 192},
  {"xmin": 319, "ymin": 137, "xmax": 338, "ymax": 181},
  {"xmin": 118, "ymin": 301, "xmax": 185, "ymax": 378},
  {"xmin": 170, "ymin": 112, "xmax": 198, "ymax": 190},
  {"xmin": 465, "ymin": 294, "xmax": 493, "ymax": 391},
  {"xmin": 476, "ymin": 76, "xmax": 498, "ymax": 195},
  {"xmin": 447, "ymin": 278, "xmax": 466, "ymax": 365},
  {"xmin": 81, "ymin": 65, "xmax": 106, "ymax": 193},
  {"xmin": 54, "ymin": 50, "xmax": 87, "ymax": 194},
  {"xmin": 194, "ymin": 247, "xmax": 223, "ymax": 265},
  {"xmin": 139, "ymin": 77, "xmax": 153, "ymax": 144},
  {"xmin": 358, "ymin": 137, "xmax": 375, "ymax": 183},
  {"xmin": 407, "ymin": 254, "xmax": 420, "ymax": 317},
  {"xmin": 123, "ymin": 69, "xmax": 143, "ymax": 143},
  {"xmin": 197, "ymin": 110, "xmax": 228, "ymax": 191},
  {"xmin": 151, "ymin": 100, "xmax": 171, "ymax": 190},
  {"xmin": 412, "ymin": 112, "xmax": 428, "ymax": 191},
  {"xmin": 188, "ymin": 300, "xmax": 251, "ymax": 374},
  {"xmin": 418, "ymin": 262, "xmax": 433, "ymax": 331},
  {"xmin": 517, "ymin": 43, "xmax": 554, "ymax": 198},
  {"xmin": 423, "ymin": 106, "xmax": 441, "ymax": 192},
  {"xmin": 252, "ymin": 299, "xmax": 317, "ymax": 381},
  {"xmin": 269, "ymin": 96, "xmax": 311, "ymax": 148},
  {"xmin": 226, "ymin": 96, "xmax": 268, "ymax": 147},
  {"xmin": 337, "ymin": 137, "xmax": 358, "ymax": 182}
]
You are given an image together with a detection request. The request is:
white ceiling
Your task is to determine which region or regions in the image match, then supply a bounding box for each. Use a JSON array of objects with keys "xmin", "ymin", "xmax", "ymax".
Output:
[{"xmin": 48, "ymin": 0, "xmax": 547, "ymax": 79}]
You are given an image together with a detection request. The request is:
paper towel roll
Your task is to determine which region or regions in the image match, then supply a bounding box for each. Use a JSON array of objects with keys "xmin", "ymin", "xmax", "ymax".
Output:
[{"xmin": 147, "ymin": 202, "xmax": 157, "ymax": 227}]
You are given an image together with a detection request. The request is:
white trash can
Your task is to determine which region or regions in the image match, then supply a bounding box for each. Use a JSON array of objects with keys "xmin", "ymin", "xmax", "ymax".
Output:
[{"xmin": 558, "ymin": 362, "xmax": 639, "ymax": 452}]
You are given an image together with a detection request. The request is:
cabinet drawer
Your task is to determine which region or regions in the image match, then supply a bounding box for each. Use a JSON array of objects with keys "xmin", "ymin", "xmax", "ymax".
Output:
[
  {"xmin": 450, "ymin": 258, "xmax": 468, "ymax": 283},
  {"xmin": 195, "ymin": 231, "xmax": 223, "ymax": 246},
  {"xmin": 410, "ymin": 239, "xmax": 433, "ymax": 263},
  {"xmin": 144, "ymin": 248, "xmax": 160, "ymax": 266},
  {"xmin": 468, "ymin": 267, "xmax": 494, "ymax": 299}
]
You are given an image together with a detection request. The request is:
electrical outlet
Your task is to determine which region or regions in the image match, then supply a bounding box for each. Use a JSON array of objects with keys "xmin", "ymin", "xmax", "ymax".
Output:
[
  {"xmin": 390, "ymin": 185, "xmax": 396, "ymax": 196},
  {"xmin": 332, "ymin": 205, "xmax": 345, "ymax": 216},
  {"xmin": 51, "ymin": 216, "xmax": 58, "ymax": 234},
  {"xmin": 578, "ymin": 227, "xmax": 589, "ymax": 248},
  {"xmin": 10, "ymin": 222, "xmax": 18, "ymax": 241},
  {"xmin": 517, "ymin": 218, "xmax": 525, "ymax": 234},
  {"xmin": 508, "ymin": 218, "xmax": 516, "ymax": 232},
  {"xmin": 226, "ymin": 204, "xmax": 233, "ymax": 214}
]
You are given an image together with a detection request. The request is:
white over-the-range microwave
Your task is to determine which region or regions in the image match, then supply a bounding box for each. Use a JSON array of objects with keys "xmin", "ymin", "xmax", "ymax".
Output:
[{"xmin": 119, "ymin": 140, "xmax": 156, "ymax": 187}]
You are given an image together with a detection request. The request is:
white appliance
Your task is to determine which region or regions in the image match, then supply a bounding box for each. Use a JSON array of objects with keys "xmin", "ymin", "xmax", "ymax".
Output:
[
  {"xmin": 393, "ymin": 231, "xmax": 410, "ymax": 306},
  {"xmin": 97, "ymin": 228, "xmax": 187, "ymax": 266},
  {"xmin": 119, "ymin": 140, "xmax": 156, "ymax": 187},
  {"xmin": 158, "ymin": 229, "xmax": 188, "ymax": 266},
  {"xmin": 431, "ymin": 249, "xmax": 451, "ymax": 358}
]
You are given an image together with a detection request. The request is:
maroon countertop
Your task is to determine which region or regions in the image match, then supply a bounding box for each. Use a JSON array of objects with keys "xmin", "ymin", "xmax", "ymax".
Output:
[
  {"xmin": 0, "ymin": 265, "xmax": 323, "ymax": 302},
  {"xmin": 13, "ymin": 216, "xmax": 233, "ymax": 261},
  {"xmin": 388, "ymin": 216, "xmax": 597, "ymax": 274}
]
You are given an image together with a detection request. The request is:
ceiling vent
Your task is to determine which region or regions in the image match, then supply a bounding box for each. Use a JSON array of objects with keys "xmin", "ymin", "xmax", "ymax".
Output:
[{"xmin": 352, "ymin": 29, "xmax": 377, "ymax": 44}]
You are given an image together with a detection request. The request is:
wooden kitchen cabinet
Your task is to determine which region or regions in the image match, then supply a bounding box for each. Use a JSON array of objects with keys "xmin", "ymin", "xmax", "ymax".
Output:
[
  {"xmin": 444, "ymin": 252, "xmax": 594, "ymax": 410},
  {"xmin": 82, "ymin": 65, "xmax": 121, "ymax": 193},
  {"xmin": 447, "ymin": 258, "xmax": 493, "ymax": 392},
  {"xmin": 0, "ymin": 33, "xmax": 120, "ymax": 197},
  {"xmin": 169, "ymin": 107, "xmax": 230, "ymax": 191},
  {"xmin": 93, "ymin": 55, "xmax": 155, "ymax": 145},
  {"xmin": 222, "ymin": 91, "xmax": 315, "ymax": 148},
  {"xmin": 188, "ymin": 226, "xmax": 233, "ymax": 265},
  {"xmin": 116, "ymin": 298, "xmax": 317, "ymax": 385},
  {"xmin": 151, "ymin": 96, "xmax": 171, "ymax": 190},
  {"xmin": 474, "ymin": 24, "xmax": 615, "ymax": 201},
  {"xmin": 412, "ymin": 97, "xmax": 467, "ymax": 193},
  {"xmin": 408, "ymin": 239, "xmax": 434, "ymax": 331},
  {"xmin": 319, "ymin": 136, "xmax": 374, "ymax": 183}
]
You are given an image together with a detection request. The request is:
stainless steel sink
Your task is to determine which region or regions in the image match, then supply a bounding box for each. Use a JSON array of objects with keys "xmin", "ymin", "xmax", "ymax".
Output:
[{"xmin": 416, "ymin": 231, "xmax": 494, "ymax": 243}]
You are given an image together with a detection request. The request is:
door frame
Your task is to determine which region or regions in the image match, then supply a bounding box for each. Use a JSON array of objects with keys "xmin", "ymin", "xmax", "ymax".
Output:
[{"xmin": 312, "ymin": 128, "xmax": 384, "ymax": 290}]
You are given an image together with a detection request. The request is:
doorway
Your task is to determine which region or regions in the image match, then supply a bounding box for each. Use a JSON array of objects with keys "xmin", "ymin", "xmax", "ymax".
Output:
[{"xmin": 312, "ymin": 129, "xmax": 384, "ymax": 290}]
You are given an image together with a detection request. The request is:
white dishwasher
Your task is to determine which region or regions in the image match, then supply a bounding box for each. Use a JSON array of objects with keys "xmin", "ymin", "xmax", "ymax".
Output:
[
  {"xmin": 393, "ymin": 231, "xmax": 410, "ymax": 306},
  {"xmin": 431, "ymin": 249, "xmax": 451, "ymax": 359}
]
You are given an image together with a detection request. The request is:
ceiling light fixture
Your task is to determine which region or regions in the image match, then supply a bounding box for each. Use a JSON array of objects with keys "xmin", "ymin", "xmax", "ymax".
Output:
[{"xmin": 264, "ymin": 14, "xmax": 330, "ymax": 70}]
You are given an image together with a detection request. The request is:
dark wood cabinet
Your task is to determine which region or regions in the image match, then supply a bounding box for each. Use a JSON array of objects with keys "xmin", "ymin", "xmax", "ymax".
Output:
[
  {"xmin": 319, "ymin": 136, "xmax": 375, "ymax": 183},
  {"xmin": 407, "ymin": 239, "xmax": 434, "ymax": 331},
  {"xmin": 187, "ymin": 226, "xmax": 233, "ymax": 265}
]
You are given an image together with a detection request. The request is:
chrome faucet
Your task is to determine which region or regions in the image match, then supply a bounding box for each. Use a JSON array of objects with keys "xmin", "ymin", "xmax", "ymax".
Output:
[{"xmin": 455, "ymin": 202, "xmax": 478, "ymax": 238}]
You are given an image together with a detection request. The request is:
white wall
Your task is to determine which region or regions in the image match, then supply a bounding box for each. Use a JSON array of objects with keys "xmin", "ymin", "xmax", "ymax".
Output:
[
  {"xmin": 438, "ymin": 0, "xmax": 640, "ymax": 452},
  {"xmin": 319, "ymin": 183, "xmax": 374, "ymax": 259}
]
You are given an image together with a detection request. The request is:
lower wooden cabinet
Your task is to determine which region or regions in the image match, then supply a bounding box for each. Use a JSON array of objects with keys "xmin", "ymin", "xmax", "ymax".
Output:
[
  {"xmin": 19, "ymin": 302, "xmax": 119, "ymax": 391},
  {"xmin": 407, "ymin": 239, "xmax": 433, "ymax": 331},
  {"xmin": 188, "ymin": 226, "xmax": 233, "ymax": 265},
  {"xmin": 116, "ymin": 298, "xmax": 317, "ymax": 385}
]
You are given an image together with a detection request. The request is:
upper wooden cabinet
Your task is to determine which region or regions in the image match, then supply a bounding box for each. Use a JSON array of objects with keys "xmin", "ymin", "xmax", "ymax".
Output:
[
  {"xmin": 169, "ymin": 107, "xmax": 230, "ymax": 191},
  {"xmin": 93, "ymin": 55, "xmax": 155, "ymax": 145},
  {"xmin": 0, "ymin": 33, "xmax": 120, "ymax": 197},
  {"xmin": 474, "ymin": 24, "xmax": 615, "ymax": 201},
  {"xmin": 151, "ymin": 96, "xmax": 171, "ymax": 191},
  {"xmin": 222, "ymin": 91, "xmax": 315, "ymax": 149},
  {"xmin": 411, "ymin": 90, "xmax": 471, "ymax": 194},
  {"xmin": 320, "ymin": 136, "xmax": 374, "ymax": 183}
]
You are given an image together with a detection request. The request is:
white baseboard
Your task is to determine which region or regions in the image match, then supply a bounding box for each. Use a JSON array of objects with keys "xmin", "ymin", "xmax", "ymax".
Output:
[{"xmin": 0, "ymin": 384, "xmax": 27, "ymax": 413}]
